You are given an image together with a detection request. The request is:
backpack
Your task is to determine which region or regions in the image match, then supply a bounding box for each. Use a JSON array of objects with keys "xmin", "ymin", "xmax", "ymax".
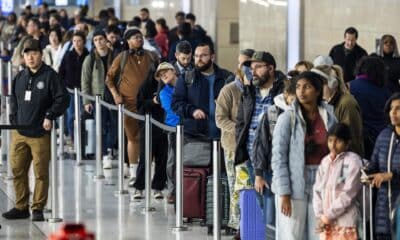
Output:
[{"xmin": 102, "ymin": 50, "xmax": 128, "ymax": 103}]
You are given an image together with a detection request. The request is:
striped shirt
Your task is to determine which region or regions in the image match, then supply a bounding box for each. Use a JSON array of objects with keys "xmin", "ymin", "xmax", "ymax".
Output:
[{"xmin": 246, "ymin": 87, "xmax": 273, "ymax": 160}]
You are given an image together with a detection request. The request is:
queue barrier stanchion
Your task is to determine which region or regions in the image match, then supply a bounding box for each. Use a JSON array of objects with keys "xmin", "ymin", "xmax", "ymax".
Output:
[
  {"xmin": 114, "ymin": 104, "xmax": 128, "ymax": 196},
  {"xmin": 59, "ymin": 115, "xmax": 65, "ymax": 160},
  {"xmin": 213, "ymin": 140, "xmax": 221, "ymax": 240},
  {"xmin": 172, "ymin": 124, "xmax": 188, "ymax": 232},
  {"xmin": 142, "ymin": 113, "xmax": 155, "ymax": 212},
  {"xmin": 93, "ymin": 95, "xmax": 104, "ymax": 180},
  {"xmin": 4, "ymin": 95, "xmax": 12, "ymax": 180},
  {"xmin": 74, "ymin": 88, "xmax": 83, "ymax": 166},
  {"xmin": 7, "ymin": 61, "xmax": 11, "ymax": 95},
  {"xmin": 47, "ymin": 120, "xmax": 62, "ymax": 223}
]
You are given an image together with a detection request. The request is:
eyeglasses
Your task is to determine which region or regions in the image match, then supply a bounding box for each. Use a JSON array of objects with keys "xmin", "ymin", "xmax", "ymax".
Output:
[
  {"xmin": 194, "ymin": 54, "xmax": 210, "ymax": 59},
  {"xmin": 250, "ymin": 64, "xmax": 267, "ymax": 71},
  {"xmin": 130, "ymin": 35, "xmax": 143, "ymax": 40}
]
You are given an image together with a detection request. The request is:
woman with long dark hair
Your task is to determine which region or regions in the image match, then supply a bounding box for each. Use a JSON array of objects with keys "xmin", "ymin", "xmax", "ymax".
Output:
[{"xmin": 271, "ymin": 71, "xmax": 337, "ymax": 240}]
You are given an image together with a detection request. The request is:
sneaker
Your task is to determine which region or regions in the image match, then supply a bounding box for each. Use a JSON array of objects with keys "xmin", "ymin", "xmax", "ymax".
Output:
[
  {"xmin": 128, "ymin": 177, "xmax": 135, "ymax": 188},
  {"xmin": 2, "ymin": 208, "xmax": 30, "ymax": 219},
  {"xmin": 103, "ymin": 156, "xmax": 112, "ymax": 169},
  {"xmin": 123, "ymin": 163, "xmax": 130, "ymax": 178},
  {"xmin": 154, "ymin": 190, "xmax": 164, "ymax": 199},
  {"xmin": 132, "ymin": 189, "xmax": 144, "ymax": 199},
  {"xmin": 31, "ymin": 210, "xmax": 44, "ymax": 222},
  {"xmin": 167, "ymin": 194, "xmax": 175, "ymax": 204}
]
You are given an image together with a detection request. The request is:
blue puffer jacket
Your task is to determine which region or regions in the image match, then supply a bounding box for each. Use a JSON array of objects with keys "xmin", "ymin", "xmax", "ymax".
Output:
[
  {"xmin": 368, "ymin": 127, "xmax": 400, "ymax": 235},
  {"xmin": 271, "ymin": 100, "xmax": 337, "ymax": 199}
]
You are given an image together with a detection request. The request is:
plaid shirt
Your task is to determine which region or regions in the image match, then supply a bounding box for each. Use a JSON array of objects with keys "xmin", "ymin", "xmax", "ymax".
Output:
[{"xmin": 246, "ymin": 88, "xmax": 273, "ymax": 160}]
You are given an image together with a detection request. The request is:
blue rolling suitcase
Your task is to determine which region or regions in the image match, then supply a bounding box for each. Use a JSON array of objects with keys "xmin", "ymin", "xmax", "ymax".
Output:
[{"xmin": 239, "ymin": 189, "xmax": 275, "ymax": 240}]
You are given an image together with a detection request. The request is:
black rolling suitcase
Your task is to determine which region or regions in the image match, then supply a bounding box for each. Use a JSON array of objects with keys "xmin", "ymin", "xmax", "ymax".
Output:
[{"xmin": 205, "ymin": 175, "xmax": 230, "ymax": 234}]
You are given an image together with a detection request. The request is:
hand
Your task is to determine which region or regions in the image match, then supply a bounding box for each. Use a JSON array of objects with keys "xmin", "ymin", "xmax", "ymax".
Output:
[
  {"xmin": 43, "ymin": 118, "xmax": 52, "ymax": 131},
  {"xmin": 254, "ymin": 176, "xmax": 269, "ymax": 194},
  {"xmin": 369, "ymin": 172, "xmax": 393, "ymax": 188},
  {"xmin": 84, "ymin": 104, "xmax": 93, "ymax": 113},
  {"xmin": 192, "ymin": 109, "xmax": 207, "ymax": 120},
  {"xmin": 315, "ymin": 219, "xmax": 326, "ymax": 234},
  {"xmin": 280, "ymin": 195, "xmax": 292, "ymax": 217},
  {"xmin": 113, "ymin": 94, "xmax": 123, "ymax": 105},
  {"xmin": 153, "ymin": 96, "xmax": 159, "ymax": 104},
  {"xmin": 320, "ymin": 215, "xmax": 331, "ymax": 225}
]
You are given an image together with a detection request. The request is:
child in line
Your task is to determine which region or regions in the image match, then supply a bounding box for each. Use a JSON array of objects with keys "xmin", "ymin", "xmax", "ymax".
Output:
[{"xmin": 313, "ymin": 123, "xmax": 362, "ymax": 240}]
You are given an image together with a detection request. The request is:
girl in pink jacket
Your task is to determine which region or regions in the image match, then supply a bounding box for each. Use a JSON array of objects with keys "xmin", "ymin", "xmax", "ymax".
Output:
[{"xmin": 313, "ymin": 123, "xmax": 363, "ymax": 240}]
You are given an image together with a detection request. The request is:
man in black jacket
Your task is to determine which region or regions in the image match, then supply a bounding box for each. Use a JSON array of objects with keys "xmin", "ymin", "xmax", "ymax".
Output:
[
  {"xmin": 234, "ymin": 51, "xmax": 285, "ymax": 225},
  {"xmin": 172, "ymin": 42, "xmax": 234, "ymax": 139},
  {"xmin": 2, "ymin": 39, "xmax": 69, "ymax": 221},
  {"xmin": 329, "ymin": 27, "xmax": 368, "ymax": 82}
]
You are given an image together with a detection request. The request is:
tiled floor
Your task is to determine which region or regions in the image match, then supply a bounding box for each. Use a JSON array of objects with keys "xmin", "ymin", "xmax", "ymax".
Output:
[{"xmin": 0, "ymin": 159, "xmax": 233, "ymax": 240}]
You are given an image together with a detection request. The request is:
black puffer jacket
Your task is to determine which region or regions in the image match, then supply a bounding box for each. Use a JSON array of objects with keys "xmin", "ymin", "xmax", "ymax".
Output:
[{"xmin": 234, "ymin": 71, "xmax": 286, "ymax": 168}]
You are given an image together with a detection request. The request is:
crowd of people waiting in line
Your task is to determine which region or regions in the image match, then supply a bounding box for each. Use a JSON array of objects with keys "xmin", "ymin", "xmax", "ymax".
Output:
[{"xmin": 1, "ymin": 3, "xmax": 400, "ymax": 240}]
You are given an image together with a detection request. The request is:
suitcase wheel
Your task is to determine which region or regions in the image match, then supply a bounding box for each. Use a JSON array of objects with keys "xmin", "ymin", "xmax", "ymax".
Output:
[{"xmin": 200, "ymin": 219, "xmax": 206, "ymax": 227}]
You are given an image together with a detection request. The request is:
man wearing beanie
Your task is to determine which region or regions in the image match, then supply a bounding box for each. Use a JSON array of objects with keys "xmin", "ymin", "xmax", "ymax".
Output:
[
  {"xmin": 106, "ymin": 28, "xmax": 167, "ymax": 200},
  {"xmin": 81, "ymin": 30, "xmax": 118, "ymax": 168},
  {"xmin": 215, "ymin": 49, "xmax": 254, "ymax": 236}
]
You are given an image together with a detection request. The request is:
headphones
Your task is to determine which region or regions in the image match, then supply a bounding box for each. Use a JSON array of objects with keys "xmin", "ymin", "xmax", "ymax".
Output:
[
  {"xmin": 311, "ymin": 68, "xmax": 338, "ymax": 89},
  {"xmin": 129, "ymin": 48, "xmax": 144, "ymax": 56}
]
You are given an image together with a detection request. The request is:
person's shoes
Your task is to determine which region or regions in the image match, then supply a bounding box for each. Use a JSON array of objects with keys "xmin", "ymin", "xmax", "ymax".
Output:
[
  {"xmin": 154, "ymin": 191, "xmax": 164, "ymax": 199},
  {"xmin": 128, "ymin": 178, "xmax": 135, "ymax": 188},
  {"xmin": 2, "ymin": 208, "xmax": 30, "ymax": 219},
  {"xmin": 132, "ymin": 189, "xmax": 144, "ymax": 199},
  {"xmin": 232, "ymin": 230, "xmax": 240, "ymax": 240},
  {"xmin": 31, "ymin": 210, "xmax": 44, "ymax": 222},
  {"xmin": 167, "ymin": 194, "xmax": 175, "ymax": 204},
  {"xmin": 123, "ymin": 163, "xmax": 130, "ymax": 178},
  {"xmin": 103, "ymin": 155, "xmax": 112, "ymax": 169}
]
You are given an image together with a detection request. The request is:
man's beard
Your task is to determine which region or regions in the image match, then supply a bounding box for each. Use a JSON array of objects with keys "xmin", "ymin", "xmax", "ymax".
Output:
[
  {"xmin": 252, "ymin": 73, "xmax": 270, "ymax": 87},
  {"xmin": 195, "ymin": 60, "xmax": 213, "ymax": 72}
]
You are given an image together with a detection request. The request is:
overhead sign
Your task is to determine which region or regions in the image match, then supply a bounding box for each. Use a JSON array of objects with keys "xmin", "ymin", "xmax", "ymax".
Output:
[{"xmin": 1, "ymin": 0, "xmax": 14, "ymax": 13}]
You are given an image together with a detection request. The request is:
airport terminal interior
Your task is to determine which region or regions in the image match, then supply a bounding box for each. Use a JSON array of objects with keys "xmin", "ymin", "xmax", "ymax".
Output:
[{"xmin": 1, "ymin": 0, "xmax": 400, "ymax": 239}]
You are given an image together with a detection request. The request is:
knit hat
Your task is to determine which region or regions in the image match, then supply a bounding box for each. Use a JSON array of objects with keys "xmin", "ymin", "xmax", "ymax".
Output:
[
  {"xmin": 123, "ymin": 28, "xmax": 142, "ymax": 41},
  {"xmin": 92, "ymin": 29, "xmax": 106, "ymax": 39},
  {"xmin": 313, "ymin": 55, "xmax": 334, "ymax": 67}
]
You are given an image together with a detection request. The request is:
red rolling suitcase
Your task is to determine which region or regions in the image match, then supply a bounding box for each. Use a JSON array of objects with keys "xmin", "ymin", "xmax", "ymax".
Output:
[{"xmin": 183, "ymin": 167, "xmax": 209, "ymax": 222}]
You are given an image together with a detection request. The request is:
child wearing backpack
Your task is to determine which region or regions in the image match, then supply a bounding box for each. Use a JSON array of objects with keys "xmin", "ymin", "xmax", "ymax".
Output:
[{"xmin": 313, "ymin": 123, "xmax": 362, "ymax": 240}]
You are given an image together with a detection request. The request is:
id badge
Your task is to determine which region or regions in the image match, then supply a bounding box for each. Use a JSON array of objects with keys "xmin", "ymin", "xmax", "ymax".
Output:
[{"xmin": 24, "ymin": 91, "xmax": 32, "ymax": 101}]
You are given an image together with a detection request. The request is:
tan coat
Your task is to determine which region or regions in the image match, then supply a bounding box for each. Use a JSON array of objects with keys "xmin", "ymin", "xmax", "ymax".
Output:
[{"xmin": 215, "ymin": 80, "xmax": 242, "ymax": 152}]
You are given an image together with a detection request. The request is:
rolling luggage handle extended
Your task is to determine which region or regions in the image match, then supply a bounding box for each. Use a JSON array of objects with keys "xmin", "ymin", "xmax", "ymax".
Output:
[{"xmin": 361, "ymin": 165, "xmax": 373, "ymax": 240}]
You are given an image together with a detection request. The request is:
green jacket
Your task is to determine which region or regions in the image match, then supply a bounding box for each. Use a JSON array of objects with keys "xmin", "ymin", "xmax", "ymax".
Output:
[{"xmin": 81, "ymin": 50, "xmax": 113, "ymax": 105}]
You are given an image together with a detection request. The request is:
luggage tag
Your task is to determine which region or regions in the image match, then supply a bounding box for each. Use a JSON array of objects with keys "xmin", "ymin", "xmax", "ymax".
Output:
[{"xmin": 24, "ymin": 91, "xmax": 32, "ymax": 101}]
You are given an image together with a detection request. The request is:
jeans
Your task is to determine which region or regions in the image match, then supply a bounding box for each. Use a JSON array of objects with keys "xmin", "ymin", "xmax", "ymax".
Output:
[
  {"xmin": 101, "ymin": 106, "xmax": 117, "ymax": 155},
  {"xmin": 275, "ymin": 165, "xmax": 319, "ymax": 240},
  {"xmin": 66, "ymin": 93, "xmax": 75, "ymax": 140},
  {"xmin": 166, "ymin": 133, "xmax": 176, "ymax": 195}
]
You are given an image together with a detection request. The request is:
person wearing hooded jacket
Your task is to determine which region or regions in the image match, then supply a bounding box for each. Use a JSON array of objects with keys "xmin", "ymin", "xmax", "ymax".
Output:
[
  {"xmin": 215, "ymin": 48, "xmax": 254, "ymax": 235},
  {"xmin": 271, "ymin": 71, "xmax": 337, "ymax": 240}
]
